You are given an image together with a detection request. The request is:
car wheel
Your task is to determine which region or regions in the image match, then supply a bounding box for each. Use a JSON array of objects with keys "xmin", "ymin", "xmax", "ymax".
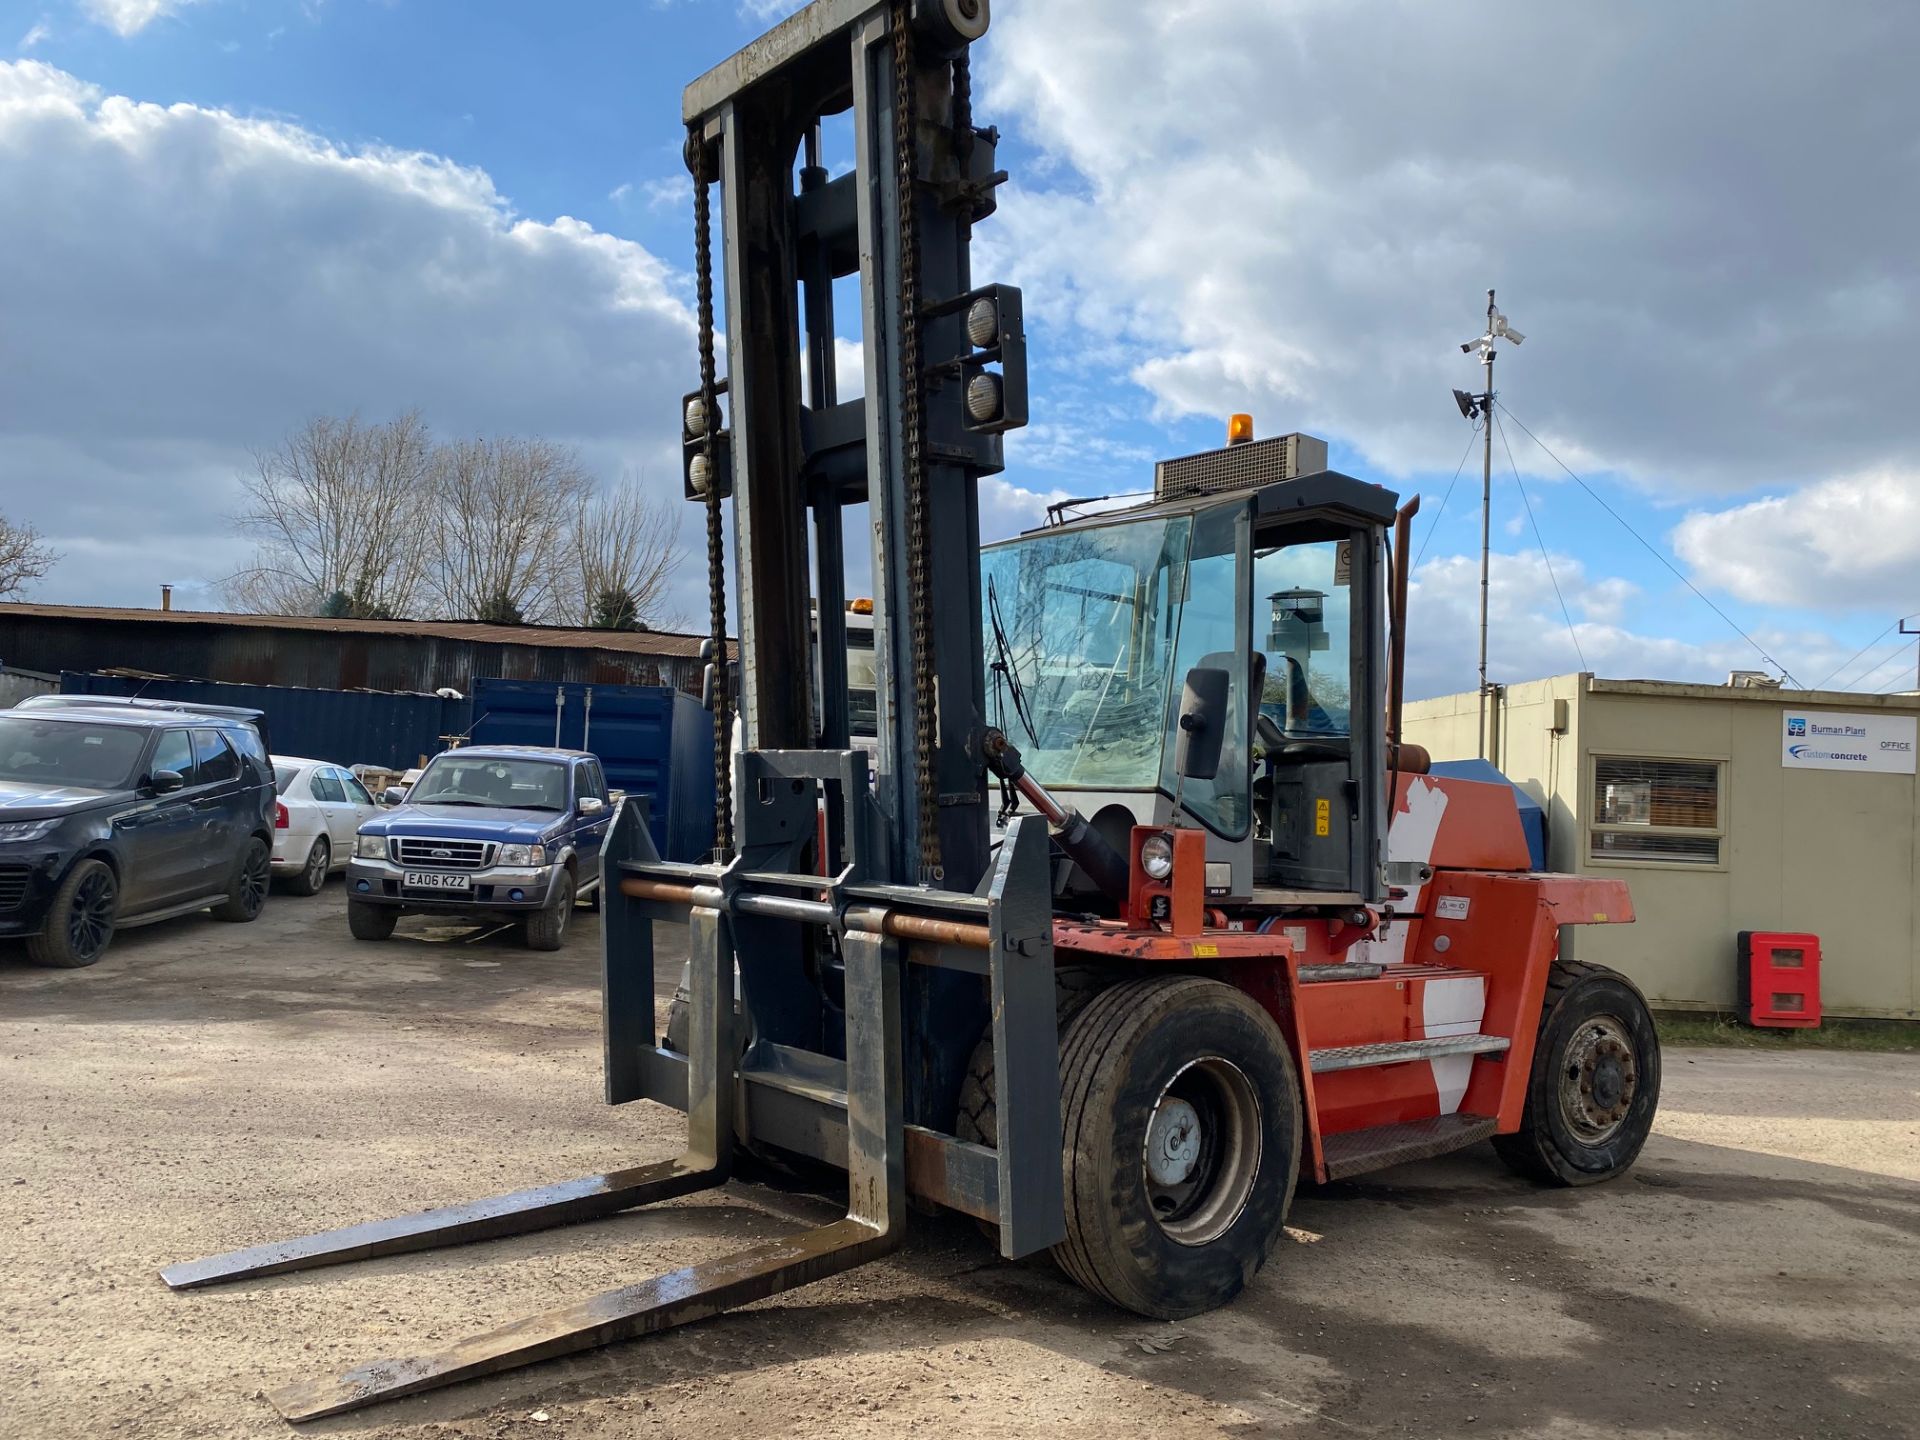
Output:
[
  {"xmin": 348, "ymin": 899, "xmax": 399, "ymax": 941},
  {"xmin": 285, "ymin": 836, "xmax": 330, "ymax": 897},
  {"xmin": 524, "ymin": 869, "xmax": 575, "ymax": 951},
  {"xmin": 26, "ymin": 858, "xmax": 119, "ymax": 968},
  {"xmin": 211, "ymin": 838, "xmax": 271, "ymax": 922}
]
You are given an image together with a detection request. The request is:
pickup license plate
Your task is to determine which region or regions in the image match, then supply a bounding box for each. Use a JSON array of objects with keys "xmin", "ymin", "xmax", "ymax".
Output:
[{"xmin": 404, "ymin": 871, "xmax": 472, "ymax": 892}]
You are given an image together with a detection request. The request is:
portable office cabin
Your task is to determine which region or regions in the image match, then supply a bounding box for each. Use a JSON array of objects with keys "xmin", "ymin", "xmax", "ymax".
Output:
[{"xmin": 1404, "ymin": 674, "xmax": 1920, "ymax": 1021}]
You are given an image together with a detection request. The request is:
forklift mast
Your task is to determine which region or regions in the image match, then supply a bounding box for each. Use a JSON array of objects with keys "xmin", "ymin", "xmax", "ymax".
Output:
[{"xmin": 683, "ymin": 0, "xmax": 1021, "ymax": 891}]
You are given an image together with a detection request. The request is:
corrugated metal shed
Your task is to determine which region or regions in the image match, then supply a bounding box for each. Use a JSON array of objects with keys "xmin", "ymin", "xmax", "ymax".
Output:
[{"xmin": 0, "ymin": 603, "xmax": 729, "ymax": 696}]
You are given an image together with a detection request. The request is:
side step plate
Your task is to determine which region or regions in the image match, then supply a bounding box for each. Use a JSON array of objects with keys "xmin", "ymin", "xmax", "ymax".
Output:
[
  {"xmin": 1322, "ymin": 1113, "xmax": 1500, "ymax": 1180},
  {"xmin": 268, "ymin": 1216, "xmax": 894, "ymax": 1422},
  {"xmin": 1309, "ymin": 1033, "xmax": 1510, "ymax": 1073}
]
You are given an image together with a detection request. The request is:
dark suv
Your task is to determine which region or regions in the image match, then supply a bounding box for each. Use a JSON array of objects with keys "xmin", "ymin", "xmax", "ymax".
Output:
[{"xmin": 0, "ymin": 707, "xmax": 276, "ymax": 967}]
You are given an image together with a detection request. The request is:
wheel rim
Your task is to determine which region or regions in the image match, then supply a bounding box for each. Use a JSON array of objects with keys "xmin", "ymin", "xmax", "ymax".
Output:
[
  {"xmin": 1142, "ymin": 1056, "xmax": 1262, "ymax": 1247},
  {"xmin": 1558, "ymin": 1015, "xmax": 1639, "ymax": 1144},
  {"xmin": 554, "ymin": 883, "xmax": 571, "ymax": 936},
  {"xmin": 240, "ymin": 847, "xmax": 269, "ymax": 916},
  {"xmin": 68, "ymin": 869, "xmax": 116, "ymax": 958},
  {"xmin": 305, "ymin": 839, "xmax": 329, "ymax": 888}
]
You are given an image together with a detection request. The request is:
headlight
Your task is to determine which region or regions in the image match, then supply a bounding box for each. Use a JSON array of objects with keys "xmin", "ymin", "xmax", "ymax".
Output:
[
  {"xmin": 966, "ymin": 296, "xmax": 999, "ymax": 349},
  {"xmin": 497, "ymin": 844, "xmax": 547, "ymax": 867},
  {"xmin": 0, "ymin": 817, "xmax": 60, "ymax": 843},
  {"xmin": 355, "ymin": 834, "xmax": 388, "ymax": 860},
  {"xmin": 965, "ymin": 370, "xmax": 1004, "ymax": 423},
  {"xmin": 1141, "ymin": 831, "xmax": 1175, "ymax": 881}
]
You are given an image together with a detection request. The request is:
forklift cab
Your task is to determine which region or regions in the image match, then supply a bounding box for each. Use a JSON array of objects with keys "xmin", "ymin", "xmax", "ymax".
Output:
[{"xmin": 981, "ymin": 443, "xmax": 1397, "ymax": 904}]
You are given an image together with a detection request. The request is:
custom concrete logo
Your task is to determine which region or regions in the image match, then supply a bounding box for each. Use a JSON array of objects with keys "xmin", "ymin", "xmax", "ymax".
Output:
[{"xmin": 1782, "ymin": 709, "xmax": 1917, "ymax": 774}]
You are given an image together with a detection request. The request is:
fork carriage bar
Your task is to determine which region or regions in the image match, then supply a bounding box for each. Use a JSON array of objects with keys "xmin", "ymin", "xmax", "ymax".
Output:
[{"xmin": 617, "ymin": 874, "xmax": 993, "ymax": 950}]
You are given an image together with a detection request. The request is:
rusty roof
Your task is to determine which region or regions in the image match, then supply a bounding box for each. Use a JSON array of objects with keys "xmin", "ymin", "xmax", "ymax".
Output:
[{"xmin": 0, "ymin": 602, "xmax": 731, "ymax": 658}]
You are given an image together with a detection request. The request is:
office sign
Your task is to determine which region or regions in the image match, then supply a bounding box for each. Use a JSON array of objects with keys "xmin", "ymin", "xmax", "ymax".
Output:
[{"xmin": 1781, "ymin": 709, "xmax": 1917, "ymax": 774}]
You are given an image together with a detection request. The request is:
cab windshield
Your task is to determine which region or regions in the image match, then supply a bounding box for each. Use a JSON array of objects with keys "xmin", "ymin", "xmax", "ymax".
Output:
[
  {"xmin": 412, "ymin": 756, "xmax": 568, "ymax": 810},
  {"xmin": 980, "ymin": 515, "xmax": 1191, "ymax": 789},
  {"xmin": 0, "ymin": 716, "xmax": 148, "ymax": 791}
]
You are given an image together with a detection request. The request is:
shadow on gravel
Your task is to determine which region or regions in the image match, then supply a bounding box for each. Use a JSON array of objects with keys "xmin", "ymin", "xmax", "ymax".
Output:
[{"xmin": 258, "ymin": 1137, "xmax": 1919, "ymax": 1440}]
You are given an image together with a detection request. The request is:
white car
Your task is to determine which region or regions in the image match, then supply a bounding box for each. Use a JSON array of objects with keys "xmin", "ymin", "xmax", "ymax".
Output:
[{"xmin": 271, "ymin": 757, "xmax": 382, "ymax": 895}]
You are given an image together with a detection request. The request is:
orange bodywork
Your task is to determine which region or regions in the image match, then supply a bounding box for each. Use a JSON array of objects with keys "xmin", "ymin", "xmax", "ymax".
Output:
[{"xmin": 1055, "ymin": 784, "xmax": 1634, "ymax": 1183}]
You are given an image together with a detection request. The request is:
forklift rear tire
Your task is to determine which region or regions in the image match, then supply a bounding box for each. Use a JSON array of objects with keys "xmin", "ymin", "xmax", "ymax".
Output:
[
  {"xmin": 1493, "ymin": 960, "xmax": 1661, "ymax": 1186},
  {"xmin": 348, "ymin": 900, "xmax": 398, "ymax": 942},
  {"xmin": 1052, "ymin": 975, "xmax": 1301, "ymax": 1319}
]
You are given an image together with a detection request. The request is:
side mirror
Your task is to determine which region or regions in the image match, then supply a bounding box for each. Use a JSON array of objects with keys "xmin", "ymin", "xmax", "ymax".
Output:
[
  {"xmin": 382, "ymin": 786, "xmax": 406, "ymax": 806},
  {"xmin": 1176, "ymin": 666, "xmax": 1231, "ymax": 782},
  {"xmin": 698, "ymin": 637, "xmax": 718, "ymax": 713},
  {"xmin": 151, "ymin": 769, "xmax": 185, "ymax": 795},
  {"xmin": 579, "ymin": 795, "xmax": 607, "ymax": 816}
]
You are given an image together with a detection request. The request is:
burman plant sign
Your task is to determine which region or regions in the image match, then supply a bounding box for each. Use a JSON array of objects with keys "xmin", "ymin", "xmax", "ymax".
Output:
[{"xmin": 1781, "ymin": 710, "xmax": 1918, "ymax": 775}]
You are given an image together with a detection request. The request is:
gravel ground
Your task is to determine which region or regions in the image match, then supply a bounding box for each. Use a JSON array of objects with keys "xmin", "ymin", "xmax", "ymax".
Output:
[{"xmin": 3, "ymin": 883, "xmax": 1917, "ymax": 1440}]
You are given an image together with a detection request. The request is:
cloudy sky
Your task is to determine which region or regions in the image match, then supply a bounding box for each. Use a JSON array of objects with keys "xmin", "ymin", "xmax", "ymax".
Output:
[{"xmin": 1, "ymin": 0, "xmax": 1916, "ymax": 699}]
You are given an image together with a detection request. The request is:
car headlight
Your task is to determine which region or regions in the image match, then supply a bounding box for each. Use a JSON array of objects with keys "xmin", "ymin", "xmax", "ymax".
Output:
[
  {"xmin": 0, "ymin": 817, "xmax": 60, "ymax": 843},
  {"xmin": 497, "ymin": 844, "xmax": 547, "ymax": 867},
  {"xmin": 355, "ymin": 834, "xmax": 388, "ymax": 860},
  {"xmin": 1140, "ymin": 831, "xmax": 1175, "ymax": 881}
]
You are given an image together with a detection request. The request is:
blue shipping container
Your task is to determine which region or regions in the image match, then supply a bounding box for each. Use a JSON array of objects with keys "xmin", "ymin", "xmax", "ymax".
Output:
[
  {"xmin": 469, "ymin": 678, "xmax": 715, "ymax": 862},
  {"xmin": 60, "ymin": 672, "xmax": 465, "ymax": 772}
]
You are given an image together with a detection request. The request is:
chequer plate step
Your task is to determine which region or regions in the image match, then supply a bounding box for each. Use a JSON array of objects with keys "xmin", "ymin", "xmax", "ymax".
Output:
[
  {"xmin": 1321, "ymin": 1113, "xmax": 1500, "ymax": 1180},
  {"xmin": 1308, "ymin": 1033, "xmax": 1509, "ymax": 1073}
]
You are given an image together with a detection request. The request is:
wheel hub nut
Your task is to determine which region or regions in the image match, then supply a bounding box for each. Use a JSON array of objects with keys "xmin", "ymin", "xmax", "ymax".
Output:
[{"xmin": 1146, "ymin": 1097, "xmax": 1202, "ymax": 1186}]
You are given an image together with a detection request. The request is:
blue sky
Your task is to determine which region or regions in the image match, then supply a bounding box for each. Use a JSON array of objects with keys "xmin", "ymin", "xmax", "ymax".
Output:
[{"xmin": 4, "ymin": 0, "xmax": 1918, "ymax": 699}]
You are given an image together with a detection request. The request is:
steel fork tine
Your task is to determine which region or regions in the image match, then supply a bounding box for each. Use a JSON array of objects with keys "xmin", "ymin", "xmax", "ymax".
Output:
[{"xmin": 160, "ymin": 1156, "xmax": 721, "ymax": 1291}]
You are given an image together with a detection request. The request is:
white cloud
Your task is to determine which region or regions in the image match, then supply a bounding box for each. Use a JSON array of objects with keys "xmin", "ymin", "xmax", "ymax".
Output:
[
  {"xmin": 80, "ymin": 0, "xmax": 199, "ymax": 38},
  {"xmin": 1672, "ymin": 469, "xmax": 1920, "ymax": 617},
  {"xmin": 982, "ymin": 1, "xmax": 1920, "ymax": 495},
  {"xmin": 0, "ymin": 59, "xmax": 700, "ymax": 612},
  {"xmin": 1403, "ymin": 547, "xmax": 1833, "ymax": 699},
  {"xmin": 19, "ymin": 19, "xmax": 51, "ymax": 49}
]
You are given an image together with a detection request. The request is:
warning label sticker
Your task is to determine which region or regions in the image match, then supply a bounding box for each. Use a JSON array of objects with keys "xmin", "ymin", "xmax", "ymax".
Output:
[{"xmin": 1435, "ymin": 896, "xmax": 1471, "ymax": 920}]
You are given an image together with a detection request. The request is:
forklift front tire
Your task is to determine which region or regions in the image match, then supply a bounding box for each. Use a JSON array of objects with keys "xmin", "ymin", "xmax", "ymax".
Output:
[
  {"xmin": 1493, "ymin": 960, "xmax": 1661, "ymax": 1187},
  {"xmin": 1051, "ymin": 975, "xmax": 1301, "ymax": 1319}
]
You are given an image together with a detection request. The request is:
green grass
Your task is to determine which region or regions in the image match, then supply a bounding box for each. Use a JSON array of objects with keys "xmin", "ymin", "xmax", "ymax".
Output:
[{"xmin": 1654, "ymin": 1010, "xmax": 1920, "ymax": 1053}]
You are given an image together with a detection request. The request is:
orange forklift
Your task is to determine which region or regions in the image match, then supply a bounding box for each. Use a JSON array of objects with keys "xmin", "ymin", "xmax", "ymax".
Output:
[{"xmin": 164, "ymin": 0, "xmax": 1658, "ymax": 1418}]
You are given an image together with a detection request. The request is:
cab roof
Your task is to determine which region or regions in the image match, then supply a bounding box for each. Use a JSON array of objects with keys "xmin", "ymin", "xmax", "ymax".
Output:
[
  {"xmin": 433, "ymin": 746, "xmax": 593, "ymax": 762},
  {"xmin": 1004, "ymin": 468, "xmax": 1402, "ymax": 544}
]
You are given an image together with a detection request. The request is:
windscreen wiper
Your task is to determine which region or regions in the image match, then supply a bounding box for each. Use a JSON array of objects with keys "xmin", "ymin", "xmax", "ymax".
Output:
[{"xmin": 986, "ymin": 576, "xmax": 1038, "ymax": 746}]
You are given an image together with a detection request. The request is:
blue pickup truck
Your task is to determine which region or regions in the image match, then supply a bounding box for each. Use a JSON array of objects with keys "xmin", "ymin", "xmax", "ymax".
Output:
[{"xmin": 346, "ymin": 745, "xmax": 611, "ymax": 950}]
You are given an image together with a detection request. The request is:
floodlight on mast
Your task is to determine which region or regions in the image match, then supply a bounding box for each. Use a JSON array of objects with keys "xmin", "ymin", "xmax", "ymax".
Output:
[{"xmin": 1452, "ymin": 288, "xmax": 1527, "ymax": 759}]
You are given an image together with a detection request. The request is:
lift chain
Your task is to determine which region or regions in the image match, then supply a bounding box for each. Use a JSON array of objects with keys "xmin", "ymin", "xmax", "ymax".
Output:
[
  {"xmin": 690, "ymin": 127, "xmax": 733, "ymax": 860},
  {"xmin": 893, "ymin": 3, "xmax": 941, "ymax": 882}
]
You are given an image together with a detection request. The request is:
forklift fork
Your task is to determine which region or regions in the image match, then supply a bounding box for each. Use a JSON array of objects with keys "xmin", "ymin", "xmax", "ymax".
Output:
[{"xmin": 161, "ymin": 903, "xmax": 907, "ymax": 1423}]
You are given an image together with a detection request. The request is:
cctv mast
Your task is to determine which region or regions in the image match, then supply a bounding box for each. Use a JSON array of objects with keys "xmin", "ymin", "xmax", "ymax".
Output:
[{"xmin": 1453, "ymin": 290, "xmax": 1524, "ymax": 759}]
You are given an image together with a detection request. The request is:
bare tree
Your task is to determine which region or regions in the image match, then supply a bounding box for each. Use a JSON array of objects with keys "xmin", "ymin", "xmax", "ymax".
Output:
[
  {"xmin": 564, "ymin": 477, "xmax": 685, "ymax": 630},
  {"xmin": 429, "ymin": 435, "xmax": 594, "ymax": 624},
  {"xmin": 225, "ymin": 412, "xmax": 436, "ymax": 616},
  {"xmin": 0, "ymin": 512, "xmax": 59, "ymax": 599}
]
